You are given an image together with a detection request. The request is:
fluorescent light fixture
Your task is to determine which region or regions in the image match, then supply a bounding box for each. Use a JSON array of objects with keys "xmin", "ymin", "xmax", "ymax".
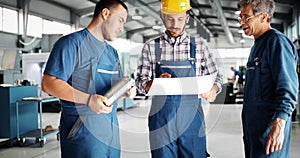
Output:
[
  {"xmin": 132, "ymin": 15, "xmax": 143, "ymax": 20},
  {"xmin": 240, "ymin": 39, "xmax": 245, "ymax": 44},
  {"xmin": 238, "ymin": 29, "xmax": 244, "ymax": 34},
  {"xmin": 152, "ymin": 25, "xmax": 161, "ymax": 30},
  {"xmin": 132, "ymin": 9, "xmax": 143, "ymax": 20},
  {"xmin": 235, "ymin": 10, "xmax": 241, "ymax": 15}
]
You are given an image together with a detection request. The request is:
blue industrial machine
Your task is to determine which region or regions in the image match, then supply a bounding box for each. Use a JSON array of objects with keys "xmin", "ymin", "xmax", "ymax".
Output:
[{"xmin": 0, "ymin": 86, "xmax": 38, "ymax": 146}]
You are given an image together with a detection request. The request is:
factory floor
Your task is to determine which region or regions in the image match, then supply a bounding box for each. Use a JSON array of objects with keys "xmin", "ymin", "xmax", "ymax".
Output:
[{"xmin": 0, "ymin": 99, "xmax": 300, "ymax": 158}]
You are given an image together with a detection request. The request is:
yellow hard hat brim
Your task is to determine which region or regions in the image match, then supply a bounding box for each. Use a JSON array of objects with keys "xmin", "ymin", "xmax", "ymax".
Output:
[{"xmin": 161, "ymin": 7, "xmax": 191, "ymax": 14}]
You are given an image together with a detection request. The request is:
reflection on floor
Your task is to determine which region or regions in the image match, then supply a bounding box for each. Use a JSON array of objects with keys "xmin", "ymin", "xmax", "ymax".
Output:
[{"xmin": 0, "ymin": 100, "xmax": 299, "ymax": 158}]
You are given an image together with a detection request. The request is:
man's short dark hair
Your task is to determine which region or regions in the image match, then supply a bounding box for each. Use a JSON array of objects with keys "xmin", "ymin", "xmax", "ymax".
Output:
[{"xmin": 93, "ymin": 0, "xmax": 128, "ymax": 18}]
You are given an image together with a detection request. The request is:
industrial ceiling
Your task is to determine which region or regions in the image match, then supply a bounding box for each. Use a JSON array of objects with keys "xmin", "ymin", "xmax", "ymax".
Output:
[
  {"xmin": 46, "ymin": 0, "xmax": 297, "ymax": 48},
  {"xmin": 1, "ymin": 0, "xmax": 298, "ymax": 48}
]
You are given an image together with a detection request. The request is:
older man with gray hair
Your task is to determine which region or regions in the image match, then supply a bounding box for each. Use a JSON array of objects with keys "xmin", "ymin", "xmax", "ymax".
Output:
[{"xmin": 239, "ymin": 0, "xmax": 298, "ymax": 157}]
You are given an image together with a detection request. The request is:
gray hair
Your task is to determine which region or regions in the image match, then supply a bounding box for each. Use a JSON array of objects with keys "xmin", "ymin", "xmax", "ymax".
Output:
[{"xmin": 239, "ymin": 0, "xmax": 275, "ymax": 22}]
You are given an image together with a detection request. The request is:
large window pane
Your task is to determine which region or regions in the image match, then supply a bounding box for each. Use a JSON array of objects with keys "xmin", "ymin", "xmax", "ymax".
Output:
[
  {"xmin": 2, "ymin": 8, "xmax": 18, "ymax": 33},
  {"xmin": 298, "ymin": 12, "xmax": 300, "ymax": 38},
  {"xmin": 19, "ymin": 12, "xmax": 23, "ymax": 35},
  {"xmin": 43, "ymin": 19, "xmax": 71, "ymax": 35},
  {"xmin": 27, "ymin": 15, "xmax": 42, "ymax": 37},
  {"xmin": 292, "ymin": 24, "xmax": 297, "ymax": 42},
  {"xmin": 0, "ymin": 7, "xmax": 3, "ymax": 31}
]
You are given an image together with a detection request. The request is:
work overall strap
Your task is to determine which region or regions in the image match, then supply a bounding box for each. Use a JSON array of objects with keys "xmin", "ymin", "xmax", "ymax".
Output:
[{"xmin": 154, "ymin": 36, "xmax": 196, "ymax": 64}]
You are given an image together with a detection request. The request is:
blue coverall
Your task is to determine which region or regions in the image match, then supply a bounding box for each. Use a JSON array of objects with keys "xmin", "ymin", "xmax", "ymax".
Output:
[
  {"xmin": 149, "ymin": 38, "xmax": 207, "ymax": 158},
  {"xmin": 242, "ymin": 29, "xmax": 298, "ymax": 158},
  {"xmin": 44, "ymin": 28, "xmax": 122, "ymax": 158}
]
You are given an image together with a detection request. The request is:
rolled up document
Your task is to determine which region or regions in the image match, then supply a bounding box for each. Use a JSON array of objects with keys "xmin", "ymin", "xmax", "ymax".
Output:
[{"xmin": 104, "ymin": 77, "xmax": 135, "ymax": 106}]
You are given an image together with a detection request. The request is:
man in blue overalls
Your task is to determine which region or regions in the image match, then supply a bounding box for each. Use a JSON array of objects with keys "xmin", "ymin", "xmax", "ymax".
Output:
[
  {"xmin": 239, "ymin": 0, "xmax": 298, "ymax": 157},
  {"xmin": 136, "ymin": 0, "xmax": 223, "ymax": 157},
  {"xmin": 231, "ymin": 66, "xmax": 244, "ymax": 91},
  {"xmin": 42, "ymin": 0, "xmax": 136, "ymax": 157}
]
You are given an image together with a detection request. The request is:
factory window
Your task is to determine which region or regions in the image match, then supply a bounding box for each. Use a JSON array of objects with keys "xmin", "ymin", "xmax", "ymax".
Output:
[
  {"xmin": 298, "ymin": 12, "xmax": 300, "ymax": 38},
  {"xmin": 2, "ymin": 8, "xmax": 18, "ymax": 34},
  {"xmin": 0, "ymin": 7, "xmax": 2, "ymax": 31},
  {"xmin": 287, "ymin": 25, "xmax": 294, "ymax": 41},
  {"xmin": 291, "ymin": 24, "xmax": 297, "ymax": 42},
  {"xmin": 27, "ymin": 15, "xmax": 43, "ymax": 37},
  {"xmin": 43, "ymin": 19, "xmax": 71, "ymax": 35},
  {"xmin": 19, "ymin": 14, "xmax": 43, "ymax": 38}
]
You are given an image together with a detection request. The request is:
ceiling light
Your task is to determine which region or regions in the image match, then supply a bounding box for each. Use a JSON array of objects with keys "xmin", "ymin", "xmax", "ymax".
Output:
[
  {"xmin": 132, "ymin": 9, "xmax": 143, "ymax": 20},
  {"xmin": 152, "ymin": 25, "xmax": 161, "ymax": 30},
  {"xmin": 132, "ymin": 15, "xmax": 143, "ymax": 20},
  {"xmin": 240, "ymin": 39, "xmax": 245, "ymax": 44},
  {"xmin": 152, "ymin": 20, "xmax": 162, "ymax": 30},
  {"xmin": 235, "ymin": 10, "xmax": 241, "ymax": 15}
]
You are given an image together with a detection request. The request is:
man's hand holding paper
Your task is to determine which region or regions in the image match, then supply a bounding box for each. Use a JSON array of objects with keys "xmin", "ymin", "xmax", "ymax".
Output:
[{"xmin": 200, "ymin": 84, "xmax": 219, "ymax": 102}]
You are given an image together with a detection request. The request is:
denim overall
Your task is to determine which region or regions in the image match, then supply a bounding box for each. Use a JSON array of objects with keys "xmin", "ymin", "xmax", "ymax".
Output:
[
  {"xmin": 149, "ymin": 37, "xmax": 207, "ymax": 158},
  {"xmin": 59, "ymin": 40, "xmax": 122, "ymax": 158}
]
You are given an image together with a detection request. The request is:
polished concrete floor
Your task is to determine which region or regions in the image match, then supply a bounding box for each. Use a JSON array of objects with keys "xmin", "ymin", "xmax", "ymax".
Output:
[{"xmin": 0, "ymin": 99, "xmax": 300, "ymax": 158}]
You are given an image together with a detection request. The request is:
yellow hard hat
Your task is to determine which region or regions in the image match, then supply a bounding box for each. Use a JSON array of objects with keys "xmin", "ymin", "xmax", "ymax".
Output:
[{"xmin": 161, "ymin": 0, "xmax": 191, "ymax": 14}]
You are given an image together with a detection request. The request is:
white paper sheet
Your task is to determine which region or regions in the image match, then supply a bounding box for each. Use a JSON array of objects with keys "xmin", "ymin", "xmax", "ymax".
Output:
[{"xmin": 147, "ymin": 72, "xmax": 217, "ymax": 96}]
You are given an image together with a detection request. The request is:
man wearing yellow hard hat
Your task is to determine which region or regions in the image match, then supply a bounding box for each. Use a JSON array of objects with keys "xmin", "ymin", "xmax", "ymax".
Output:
[{"xmin": 136, "ymin": 0, "xmax": 222, "ymax": 157}]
